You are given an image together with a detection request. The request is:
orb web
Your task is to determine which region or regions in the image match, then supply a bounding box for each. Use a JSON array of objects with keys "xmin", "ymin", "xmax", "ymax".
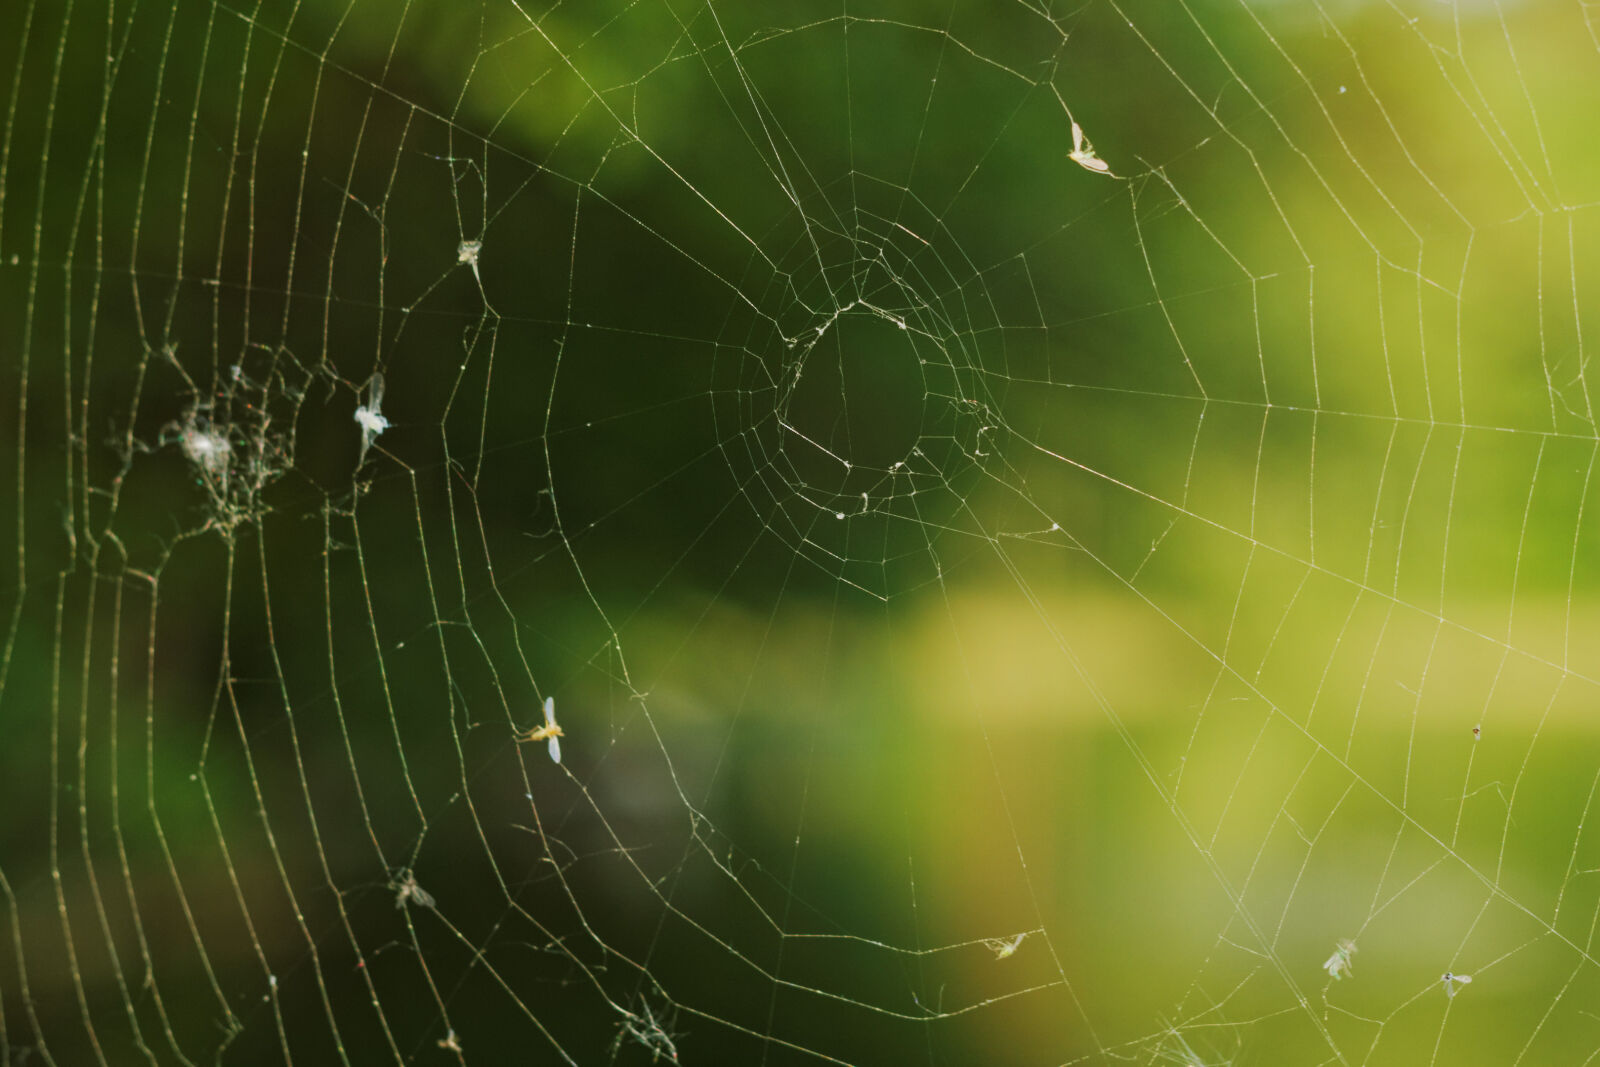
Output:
[{"xmin": 4, "ymin": 1, "xmax": 1600, "ymax": 1064}]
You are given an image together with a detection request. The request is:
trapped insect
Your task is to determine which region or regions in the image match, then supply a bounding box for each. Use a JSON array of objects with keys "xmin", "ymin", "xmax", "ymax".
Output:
[
  {"xmin": 1322, "ymin": 939, "xmax": 1356, "ymax": 980},
  {"xmin": 354, "ymin": 372, "xmax": 389, "ymax": 462},
  {"xmin": 984, "ymin": 933, "xmax": 1027, "ymax": 960},
  {"xmin": 1442, "ymin": 971, "xmax": 1472, "ymax": 998},
  {"xmin": 517, "ymin": 696, "xmax": 564, "ymax": 763},
  {"xmin": 391, "ymin": 868, "xmax": 434, "ymax": 909},
  {"xmin": 1069, "ymin": 121, "xmax": 1113, "ymax": 175},
  {"xmin": 458, "ymin": 239, "xmax": 483, "ymax": 287}
]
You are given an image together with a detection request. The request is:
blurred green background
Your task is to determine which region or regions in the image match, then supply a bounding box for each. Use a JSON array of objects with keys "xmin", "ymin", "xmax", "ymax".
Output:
[{"xmin": 4, "ymin": 0, "xmax": 1600, "ymax": 1063}]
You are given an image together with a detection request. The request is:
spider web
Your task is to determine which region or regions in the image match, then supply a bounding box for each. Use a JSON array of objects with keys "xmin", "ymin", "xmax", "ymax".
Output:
[{"xmin": 4, "ymin": 0, "xmax": 1600, "ymax": 1063}]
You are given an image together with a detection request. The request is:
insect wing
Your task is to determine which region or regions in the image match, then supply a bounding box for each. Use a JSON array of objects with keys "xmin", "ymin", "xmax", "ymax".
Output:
[
  {"xmin": 543, "ymin": 695, "xmax": 557, "ymax": 729},
  {"xmin": 368, "ymin": 372, "xmax": 385, "ymax": 413},
  {"xmin": 547, "ymin": 734, "xmax": 561, "ymax": 764}
]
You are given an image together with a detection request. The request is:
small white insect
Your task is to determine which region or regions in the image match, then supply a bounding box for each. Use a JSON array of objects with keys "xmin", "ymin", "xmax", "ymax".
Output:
[
  {"xmin": 391, "ymin": 868, "xmax": 435, "ymax": 909},
  {"xmin": 1442, "ymin": 971, "xmax": 1472, "ymax": 998},
  {"xmin": 1069, "ymin": 121, "xmax": 1113, "ymax": 175},
  {"xmin": 1322, "ymin": 939, "xmax": 1356, "ymax": 980},
  {"xmin": 458, "ymin": 239, "xmax": 482, "ymax": 286},
  {"xmin": 984, "ymin": 933, "xmax": 1027, "ymax": 960},
  {"xmin": 516, "ymin": 695, "xmax": 563, "ymax": 764},
  {"xmin": 354, "ymin": 372, "xmax": 389, "ymax": 462}
]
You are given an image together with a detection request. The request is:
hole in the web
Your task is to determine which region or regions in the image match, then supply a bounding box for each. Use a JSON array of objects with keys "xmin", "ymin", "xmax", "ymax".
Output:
[{"xmin": 781, "ymin": 307, "xmax": 925, "ymax": 484}]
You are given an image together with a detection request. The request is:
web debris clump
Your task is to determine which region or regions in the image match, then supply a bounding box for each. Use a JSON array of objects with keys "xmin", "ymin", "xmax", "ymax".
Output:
[
  {"xmin": 162, "ymin": 348, "xmax": 304, "ymax": 532},
  {"xmin": 1141, "ymin": 1017, "xmax": 1243, "ymax": 1066},
  {"xmin": 612, "ymin": 995, "xmax": 681, "ymax": 1064},
  {"xmin": 177, "ymin": 416, "xmax": 231, "ymax": 476}
]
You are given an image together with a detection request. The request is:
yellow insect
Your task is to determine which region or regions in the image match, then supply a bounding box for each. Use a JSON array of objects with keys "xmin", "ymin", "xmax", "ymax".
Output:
[
  {"xmin": 517, "ymin": 696, "xmax": 563, "ymax": 764},
  {"xmin": 984, "ymin": 933, "xmax": 1027, "ymax": 960}
]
